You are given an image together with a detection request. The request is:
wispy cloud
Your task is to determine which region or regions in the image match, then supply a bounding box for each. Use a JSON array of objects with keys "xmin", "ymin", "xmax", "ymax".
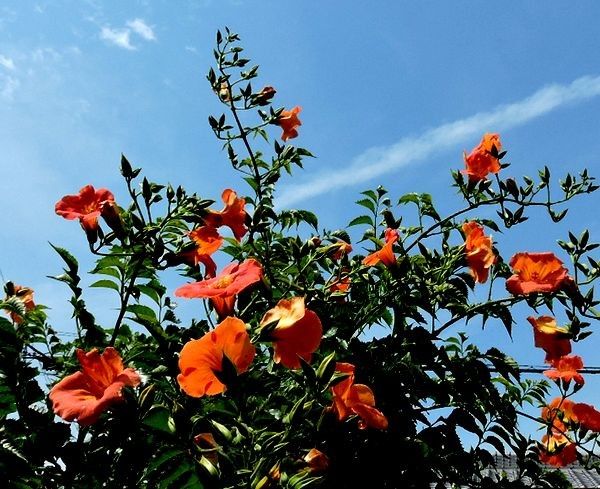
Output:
[
  {"xmin": 0, "ymin": 55, "xmax": 15, "ymax": 70},
  {"xmin": 0, "ymin": 74, "xmax": 19, "ymax": 99},
  {"xmin": 100, "ymin": 18, "xmax": 156, "ymax": 50},
  {"xmin": 276, "ymin": 75, "xmax": 600, "ymax": 208},
  {"xmin": 0, "ymin": 47, "xmax": 69, "ymax": 100},
  {"xmin": 100, "ymin": 26, "xmax": 135, "ymax": 50},
  {"xmin": 127, "ymin": 18, "xmax": 156, "ymax": 41},
  {"xmin": 0, "ymin": 6, "xmax": 17, "ymax": 30},
  {"xmin": 31, "ymin": 47, "xmax": 61, "ymax": 62}
]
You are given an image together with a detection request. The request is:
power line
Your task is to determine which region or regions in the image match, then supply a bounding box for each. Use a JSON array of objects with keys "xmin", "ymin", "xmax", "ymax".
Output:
[{"xmin": 498, "ymin": 364, "xmax": 600, "ymax": 375}]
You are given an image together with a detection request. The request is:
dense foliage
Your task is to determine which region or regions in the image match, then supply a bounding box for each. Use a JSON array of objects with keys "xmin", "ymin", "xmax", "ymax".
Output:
[{"xmin": 2, "ymin": 29, "xmax": 600, "ymax": 488}]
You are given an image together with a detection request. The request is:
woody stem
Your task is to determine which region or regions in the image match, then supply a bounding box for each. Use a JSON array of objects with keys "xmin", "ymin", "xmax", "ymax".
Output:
[
  {"xmin": 404, "ymin": 188, "xmax": 581, "ymax": 255},
  {"xmin": 218, "ymin": 50, "xmax": 275, "ymax": 292},
  {"xmin": 126, "ymin": 175, "xmax": 147, "ymax": 225},
  {"xmin": 404, "ymin": 200, "xmax": 499, "ymax": 254},
  {"xmin": 109, "ymin": 260, "xmax": 143, "ymax": 346},
  {"xmin": 432, "ymin": 297, "xmax": 521, "ymax": 337}
]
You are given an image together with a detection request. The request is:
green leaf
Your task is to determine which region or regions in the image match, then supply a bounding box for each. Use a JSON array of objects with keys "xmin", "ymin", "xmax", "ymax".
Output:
[
  {"xmin": 127, "ymin": 304, "xmax": 158, "ymax": 323},
  {"xmin": 283, "ymin": 395, "xmax": 307, "ymax": 425},
  {"xmin": 356, "ymin": 198, "xmax": 376, "ymax": 213},
  {"xmin": 348, "ymin": 215, "xmax": 372, "ymax": 227},
  {"xmin": 316, "ymin": 352, "xmax": 336, "ymax": 382},
  {"xmin": 480, "ymin": 219, "xmax": 500, "ymax": 233},
  {"xmin": 90, "ymin": 280, "xmax": 120, "ymax": 292},
  {"xmin": 299, "ymin": 210, "xmax": 319, "ymax": 231},
  {"xmin": 398, "ymin": 193, "xmax": 420, "ymax": 205},
  {"xmin": 0, "ymin": 384, "xmax": 17, "ymax": 418},
  {"xmin": 142, "ymin": 405, "xmax": 176, "ymax": 434},
  {"xmin": 299, "ymin": 356, "xmax": 317, "ymax": 385},
  {"xmin": 144, "ymin": 448, "xmax": 185, "ymax": 480},
  {"xmin": 483, "ymin": 435, "xmax": 507, "ymax": 456},
  {"xmin": 137, "ymin": 280, "xmax": 166, "ymax": 305},
  {"xmin": 92, "ymin": 255, "xmax": 125, "ymax": 270},
  {"xmin": 210, "ymin": 420, "xmax": 232, "ymax": 441},
  {"xmin": 92, "ymin": 267, "xmax": 121, "ymax": 279},
  {"xmin": 450, "ymin": 409, "xmax": 482, "ymax": 436},
  {"xmin": 380, "ymin": 308, "xmax": 393, "ymax": 326},
  {"xmin": 0, "ymin": 317, "xmax": 18, "ymax": 350},
  {"xmin": 360, "ymin": 189, "xmax": 377, "ymax": 201},
  {"xmin": 49, "ymin": 243, "xmax": 78, "ymax": 275},
  {"xmin": 243, "ymin": 176, "xmax": 259, "ymax": 193},
  {"xmin": 159, "ymin": 460, "xmax": 197, "ymax": 489}
]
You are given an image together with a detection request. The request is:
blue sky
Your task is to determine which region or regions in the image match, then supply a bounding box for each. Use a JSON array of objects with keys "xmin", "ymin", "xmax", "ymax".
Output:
[{"xmin": 1, "ymin": 1, "xmax": 600, "ymax": 433}]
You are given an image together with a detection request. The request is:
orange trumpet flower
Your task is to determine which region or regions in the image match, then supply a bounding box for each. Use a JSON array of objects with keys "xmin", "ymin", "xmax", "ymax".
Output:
[
  {"xmin": 49, "ymin": 348, "xmax": 141, "ymax": 426},
  {"xmin": 539, "ymin": 433, "xmax": 577, "ymax": 467},
  {"xmin": 277, "ymin": 106, "xmax": 302, "ymax": 141},
  {"xmin": 363, "ymin": 228, "xmax": 398, "ymax": 268},
  {"xmin": 204, "ymin": 189, "xmax": 248, "ymax": 241},
  {"xmin": 175, "ymin": 259, "xmax": 263, "ymax": 318},
  {"xmin": 462, "ymin": 221, "xmax": 496, "ymax": 283},
  {"xmin": 461, "ymin": 133, "xmax": 502, "ymax": 182},
  {"xmin": 181, "ymin": 226, "xmax": 223, "ymax": 278},
  {"xmin": 177, "ymin": 317, "xmax": 255, "ymax": 397},
  {"xmin": 330, "ymin": 362, "xmax": 388, "ymax": 430},
  {"xmin": 506, "ymin": 252, "xmax": 570, "ymax": 295},
  {"xmin": 527, "ymin": 316, "xmax": 571, "ymax": 363},
  {"xmin": 544, "ymin": 355, "xmax": 584, "ymax": 386},
  {"xmin": 55, "ymin": 184, "xmax": 117, "ymax": 232},
  {"xmin": 260, "ymin": 297, "xmax": 322, "ymax": 369}
]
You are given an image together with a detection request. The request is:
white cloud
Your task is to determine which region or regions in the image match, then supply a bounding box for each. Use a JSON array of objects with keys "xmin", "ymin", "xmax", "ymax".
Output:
[
  {"xmin": 0, "ymin": 74, "xmax": 19, "ymax": 99},
  {"xmin": 100, "ymin": 19, "xmax": 156, "ymax": 50},
  {"xmin": 127, "ymin": 18, "xmax": 156, "ymax": 41},
  {"xmin": 0, "ymin": 6, "xmax": 17, "ymax": 29},
  {"xmin": 100, "ymin": 26, "xmax": 136, "ymax": 50},
  {"xmin": 31, "ymin": 47, "xmax": 61, "ymax": 62},
  {"xmin": 0, "ymin": 55, "xmax": 15, "ymax": 70},
  {"xmin": 276, "ymin": 75, "xmax": 600, "ymax": 208},
  {"xmin": 0, "ymin": 46, "xmax": 76, "ymax": 100}
]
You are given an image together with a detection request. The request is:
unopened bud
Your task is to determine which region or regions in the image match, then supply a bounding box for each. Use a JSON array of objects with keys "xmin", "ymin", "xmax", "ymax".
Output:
[
  {"xmin": 308, "ymin": 236, "xmax": 322, "ymax": 248},
  {"xmin": 101, "ymin": 202, "xmax": 125, "ymax": 239},
  {"xmin": 253, "ymin": 86, "xmax": 276, "ymax": 106},
  {"xmin": 304, "ymin": 448, "xmax": 329, "ymax": 473},
  {"xmin": 218, "ymin": 82, "xmax": 231, "ymax": 102}
]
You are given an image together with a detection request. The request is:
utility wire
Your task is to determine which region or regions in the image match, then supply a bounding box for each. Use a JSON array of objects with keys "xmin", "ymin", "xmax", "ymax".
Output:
[{"xmin": 493, "ymin": 364, "xmax": 600, "ymax": 375}]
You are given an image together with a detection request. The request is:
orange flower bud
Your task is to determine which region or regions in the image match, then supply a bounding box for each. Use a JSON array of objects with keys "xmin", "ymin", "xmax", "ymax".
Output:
[
  {"xmin": 4, "ymin": 283, "xmax": 35, "ymax": 323},
  {"xmin": 304, "ymin": 448, "xmax": 329, "ymax": 473},
  {"xmin": 253, "ymin": 86, "xmax": 276, "ymax": 106},
  {"xmin": 218, "ymin": 82, "xmax": 230, "ymax": 102}
]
